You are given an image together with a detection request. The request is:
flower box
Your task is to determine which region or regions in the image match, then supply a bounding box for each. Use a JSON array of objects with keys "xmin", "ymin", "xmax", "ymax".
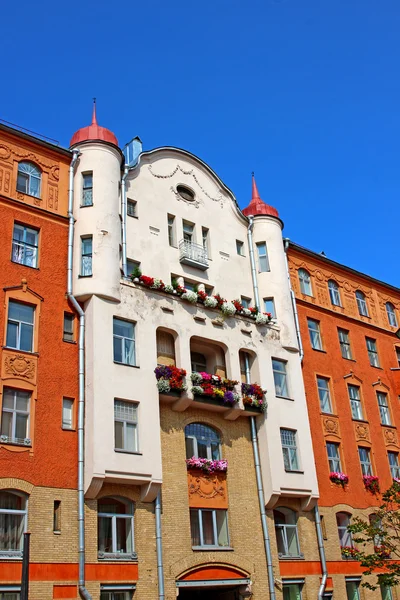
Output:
[
  {"xmin": 186, "ymin": 457, "xmax": 228, "ymax": 473},
  {"xmin": 244, "ymin": 403, "xmax": 264, "ymax": 413},
  {"xmin": 191, "ymin": 372, "xmax": 239, "ymax": 407},
  {"xmin": 363, "ymin": 475, "xmax": 380, "ymax": 494},
  {"xmin": 155, "ymin": 365, "xmax": 187, "ymax": 395},
  {"xmin": 341, "ymin": 545, "xmax": 359, "ymax": 560},
  {"xmin": 374, "ymin": 545, "xmax": 391, "ymax": 559},
  {"xmin": 242, "ymin": 383, "xmax": 267, "ymax": 412},
  {"xmin": 329, "ymin": 472, "xmax": 349, "ymax": 487}
]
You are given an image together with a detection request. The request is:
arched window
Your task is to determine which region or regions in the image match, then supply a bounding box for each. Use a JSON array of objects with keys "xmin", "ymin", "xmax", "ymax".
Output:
[
  {"xmin": 298, "ymin": 269, "xmax": 312, "ymax": 296},
  {"xmin": 191, "ymin": 352, "xmax": 207, "ymax": 373},
  {"xmin": 97, "ymin": 497, "xmax": 135, "ymax": 557},
  {"xmin": 369, "ymin": 513, "xmax": 384, "ymax": 547},
  {"xmin": 355, "ymin": 290, "xmax": 369, "ymax": 317},
  {"xmin": 386, "ymin": 302, "xmax": 397, "ymax": 328},
  {"xmin": 336, "ymin": 512, "xmax": 353, "ymax": 548},
  {"xmin": 0, "ymin": 490, "xmax": 27, "ymax": 553},
  {"xmin": 185, "ymin": 423, "xmax": 221, "ymax": 460},
  {"xmin": 328, "ymin": 280, "xmax": 341, "ymax": 307},
  {"xmin": 273, "ymin": 507, "xmax": 301, "ymax": 558},
  {"xmin": 16, "ymin": 162, "xmax": 41, "ymax": 198},
  {"xmin": 156, "ymin": 330, "xmax": 175, "ymax": 366}
]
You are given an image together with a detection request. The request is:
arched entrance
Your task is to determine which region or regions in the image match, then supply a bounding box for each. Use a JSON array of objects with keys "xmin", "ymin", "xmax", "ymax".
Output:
[{"xmin": 176, "ymin": 564, "xmax": 251, "ymax": 599}]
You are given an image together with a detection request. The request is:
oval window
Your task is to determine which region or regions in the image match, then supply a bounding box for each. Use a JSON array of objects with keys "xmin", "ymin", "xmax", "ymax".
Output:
[{"xmin": 177, "ymin": 185, "xmax": 195, "ymax": 202}]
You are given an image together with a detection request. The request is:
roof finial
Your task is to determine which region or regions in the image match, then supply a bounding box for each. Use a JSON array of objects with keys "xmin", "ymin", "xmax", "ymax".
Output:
[
  {"xmin": 251, "ymin": 172, "xmax": 260, "ymax": 200},
  {"xmin": 91, "ymin": 98, "xmax": 97, "ymax": 125}
]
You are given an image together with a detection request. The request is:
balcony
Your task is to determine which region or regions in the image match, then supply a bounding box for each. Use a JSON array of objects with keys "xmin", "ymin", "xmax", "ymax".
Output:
[{"xmin": 179, "ymin": 240, "xmax": 208, "ymax": 270}]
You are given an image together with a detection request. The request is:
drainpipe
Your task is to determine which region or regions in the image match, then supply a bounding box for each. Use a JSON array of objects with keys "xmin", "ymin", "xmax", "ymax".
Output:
[
  {"xmin": 155, "ymin": 492, "xmax": 165, "ymax": 600},
  {"xmin": 315, "ymin": 505, "xmax": 328, "ymax": 600},
  {"xmin": 245, "ymin": 355, "xmax": 276, "ymax": 600},
  {"xmin": 247, "ymin": 216, "xmax": 260, "ymax": 310},
  {"xmin": 283, "ymin": 238, "xmax": 304, "ymax": 361},
  {"xmin": 67, "ymin": 150, "xmax": 92, "ymax": 600},
  {"xmin": 121, "ymin": 165, "xmax": 129, "ymax": 278}
]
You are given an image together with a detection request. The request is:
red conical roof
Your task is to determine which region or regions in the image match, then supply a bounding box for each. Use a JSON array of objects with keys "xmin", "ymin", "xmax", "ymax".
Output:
[
  {"xmin": 70, "ymin": 102, "xmax": 118, "ymax": 147},
  {"xmin": 242, "ymin": 173, "xmax": 279, "ymax": 219}
]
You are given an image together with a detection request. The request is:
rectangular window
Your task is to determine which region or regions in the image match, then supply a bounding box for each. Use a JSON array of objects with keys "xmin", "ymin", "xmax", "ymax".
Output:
[
  {"xmin": 272, "ymin": 359, "xmax": 289, "ymax": 398},
  {"xmin": 113, "ymin": 318, "xmax": 136, "ymax": 366},
  {"xmin": 100, "ymin": 589, "xmax": 134, "ymax": 600},
  {"xmin": 317, "ymin": 377, "xmax": 332, "ymax": 413},
  {"xmin": 53, "ymin": 500, "xmax": 61, "ymax": 532},
  {"xmin": 62, "ymin": 398, "xmax": 74, "ymax": 430},
  {"xmin": 189, "ymin": 508, "xmax": 229, "ymax": 548},
  {"xmin": 280, "ymin": 429, "xmax": 299, "ymax": 471},
  {"xmin": 182, "ymin": 220, "xmax": 194, "ymax": 243},
  {"xmin": 0, "ymin": 589, "xmax": 21, "ymax": 600},
  {"xmin": 167, "ymin": 214, "xmax": 176, "ymax": 246},
  {"xmin": 6, "ymin": 301, "xmax": 34, "ymax": 352},
  {"xmin": 264, "ymin": 297, "xmax": 276, "ymax": 318},
  {"xmin": 345, "ymin": 578, "xmax": 361, "ymax": 600},
  {"xmin": 307, "ymin": 318, "xmax": 323, "ymax": 350},
  {"xmin": 380, "ymin": 585, "xmax": 393, "ymax": 600},
  {"xmin": 388, "ymin": 451, "xmax": 400, "ymax": 478},
  {"xmin": 63, "ymin": 313, "xmax": 74, "ymax": 342},
  {"xmin": 256, "ymin": 242, "xmax": 270, "ymax": 272},
  {"xmin": 377, "ymin": 392, "xmax": 391, "ymax": 425},
  {"xmin": 127, "ymin": 199, "xmax": 137, "ymax": 217},
  {"xmin": 11, "ymin": 224, "xmax": 39, "ymax": 268},
  {"xmin": 236, "ymin": 240, "xmax": 244, "ymax": 256},
  {"xmin": 366, "ymin": 337, "xmax": 380, "ymax": 367},
  {"xmin": 81, "ymin": 236, "xmax": 93, "ymax": 276},
  {"xmin": 338, "ymin": 328, "xmax": 352, "ymax": 359},
  {"xmin": 348, "ymin": 385, "xmax": 364, "ymax": 420},
  {"xmin": 82, "ymin": 172, "xmax": 93, "ymax": 206},
  {"xmin": 240, "ymin": 296, "xmax": 251, "ymax": 309},
  {"xmin": 1, "ymin": 388, "xmax": 30, "ymax": 444},
  {"xmin": 396, "ymin": 347, "xmax": 400, "ymax": 367},
  {"xmin": 283, "ymin": 583, "xmax": 303, "ymax": 600},
  {"xmin": 358, "ymin": 447, "xmax": 373, "ymax": 476},
  {"xmin": 114, "ymin": 400, "xmax": 138, "ymax": 452},
  {"xmin": 327, "ymin": 442, "xmax": 342, "ymax": 472},
  {"xmin": 126, "ymin": 259, "xmax": 140, "ymax": 277},
  {"xmin": 202, "ymin": 227, "xmax": 209, "ymax": 256}
]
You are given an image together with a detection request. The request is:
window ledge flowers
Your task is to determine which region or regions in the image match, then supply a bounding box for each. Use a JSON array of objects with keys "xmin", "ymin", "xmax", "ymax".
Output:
[
  {"xmin": 186, "ymin": 457, "xmax": 228, "ymax": 474},
  {"xmin": 341, "ymin": 546, "xmax": 359, "ymax": 559},
  {"xmin": 241, "ymin": 383, "xmax": 267, "ymax": 411},
  {"xmin": 363, "ymin": 475, "xmax": 380, "ymax": 494},
  {"xmin": 329, "ymin": 472, "xmax": 349, "ymax": 487},
  {"xmin": 374, "ymin": 545, "xmax": 391, "ymax": 559},
  {"xmin": 190, "ymin": 372, "xmax": 239, "ymax": 406},
  {"xmin": 154, "ymin": 365, "xmax": 187, "ymax": 393},
  {"xmin": 131, "ymin": 274, "xmax": 273, "ymax": 326}
]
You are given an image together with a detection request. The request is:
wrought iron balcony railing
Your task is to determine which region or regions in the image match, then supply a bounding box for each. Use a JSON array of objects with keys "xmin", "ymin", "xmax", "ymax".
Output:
[{"xmin": 179, "ymin": 240, "xmax": 208, "ymax": 270}]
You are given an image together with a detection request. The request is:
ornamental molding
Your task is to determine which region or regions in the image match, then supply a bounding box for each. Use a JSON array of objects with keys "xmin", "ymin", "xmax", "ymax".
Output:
[
  {"xmin": 383, "ymin": 428, "xmax": 399, "ymax": 448},
  {"xmin": 148, "ymin": 164, "xmax": 224, "ymax": 206},
  {"xmin": 322, "ymin": 416, "xmax": 340, "ymax": 438},
  {"xmin": 4, "ymin": 354, "xmax": 35, "ymax": 380},
  {"xmin": 0, "ymin": 143, "xmax": 59, "ymax": 179},
  {"xmin": 354, "ymin": 422, "xmax": 370, "ymax": 443},
  {"xmin": 170, "ymin": 185, "xmax": 202, "ymax": 208},
  {"xmin": 188, "ymin": 471, "xmax": 228, "ymax": 508},
  {"xmin": 372, "ymin": 378, "xmax": 390, "ymax": 390},
  {"xmin": 343, "ymin": 371, "xmax": 363, "ymax": 384}
]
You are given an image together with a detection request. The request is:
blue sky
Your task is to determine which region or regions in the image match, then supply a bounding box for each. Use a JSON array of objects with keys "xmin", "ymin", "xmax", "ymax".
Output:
[{"xmin": 2, "ymin": 0, "xmax": 399, "ymax": 285}]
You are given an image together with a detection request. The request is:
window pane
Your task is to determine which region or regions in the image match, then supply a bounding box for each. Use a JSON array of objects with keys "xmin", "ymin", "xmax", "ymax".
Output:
[
  {"xmin": 264, "ymin": 298, "xmax": 276, "ymax": 317},
  {"xmin": 190, "ymin": 510, "xmax": 200, "ymax": 546},
  {"xmin": 216, "ymin": 511, "xmax": 229, "ymax": 547},
  {"xmin": 283, "ymin": 584, "xmax": 302, "ymax": 600},
  {"xmin": 62, "ymin": 399, "xmax": 73, "ymax": 428},
  {"xmin": 113, "ymin": 337, "xmax": 122, "ymax": 363},
  {"xmin": 15, "ymin": 414, "xmax": 28, "ymax": 440},
  {"xmin": 9, "ymin": 302, "xmax": 34, "ymax": 324},
  {"xmin": 0, "ymin": 412, "xmax": 12, "ymax": 437},
  {"xmin": 0, "ymin": 513, "xmax": 24, "ymax": 550},
  {"xmin": 113, "ymin": 319, "xmax": 133, "ymax": 339},
  {"xmin": 317, "ymin": 377, "xmax": 332, "ymax": 413},
  {"xmin": 6, "ymin": 322, "xmax": 17, "ymax": 348},
  {"xmin": 346, "ymin": 581, "xmax": 360, "ymax": 600},
  {"xmin": 20, "ymin": 324, "xmax": 33, "ymax": 352},
  {"xmin": 275, "ymin": 526, "xmax": 286, "ymax": 555},
  {"xmin": 116, "ymin": 517, "xmax": 132, "ymax": 553},
  {"xmin": 125, "ymin": 423, "xmax": 137, "ymax": 452},
  {"xmin": 98, "ymin": 516, "xmax": 113, "ymax": 552},
  {"xmin": 201, "ymin": 511, "xmax": 215, "ymax": 545},
  {"xmin": 185, "ymin": 437, "xmax": 195, "ymax": 459},
  {"xmin": 286, "ymin": 526, "xmax": 300, "ymax": 555},
  {"xmin": 114, "ymin": 421, "xmax": 124, "ymax": 449}
]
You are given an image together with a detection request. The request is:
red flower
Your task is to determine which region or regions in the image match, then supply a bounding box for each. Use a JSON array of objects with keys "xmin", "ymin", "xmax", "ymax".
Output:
[{"xmin": 139, "ymin": 275, "xmax": 154, "ymax": 287}]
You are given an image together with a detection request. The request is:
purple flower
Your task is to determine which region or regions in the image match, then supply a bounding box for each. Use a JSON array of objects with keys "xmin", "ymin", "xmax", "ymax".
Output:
[
  {"xmin": 154, "ymin": 365, "xmax": 173, "ymax": 380},
  {"xmin": 223, "ymin": 391, "xmax": 235, "ymax": 405}
]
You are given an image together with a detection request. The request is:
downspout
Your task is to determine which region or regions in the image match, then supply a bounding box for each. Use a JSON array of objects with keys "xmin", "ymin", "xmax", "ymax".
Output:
[
  {"xmin": 67, "ymin": 150, "xmax": 92, "ymax": 600},
  {"xmin": 121, "ymin": 165, "xmax": 129, "ymax": 278},
  {"xmin": 283, "ymin": 238, "xmax": 304, "ymax": 361},
  {"xmin": 155, "ymin": 492, "xmax": 165, "ymax": 600},
  {"xmin": 315, "ymin": 505, "xmax": 328, "ymax": 599},
  {"xmin": 245, "ymin": 354, "xmax": 276, "ymax": 600},
  {"xmin": 247, "ymin": 216, "xmax": 260, "ymax": 310}
]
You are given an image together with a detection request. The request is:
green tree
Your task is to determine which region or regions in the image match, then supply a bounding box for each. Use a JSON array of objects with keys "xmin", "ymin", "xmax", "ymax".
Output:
[{"xmin": 348, "ymin": 481, "xmax": 400, "ymax": 590}]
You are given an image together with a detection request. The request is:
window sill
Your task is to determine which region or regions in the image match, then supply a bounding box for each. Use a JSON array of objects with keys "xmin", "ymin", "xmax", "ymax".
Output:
[
  {"xmin": 16, "ymin": 190, "xmax": 42, "ymax": 201},
  {"xmin": 53, "ymin": 530, "xmax": 61, "ymax": 535},
  {"xmin": 351, "ymin": 418, "xmax": 369, "ymax": 424},
  {"xmin": 98, "ymin": 552, "xmax": 138, "ymax": 561},
  {"xmin": 284, "ymin": 469, "xmax": 304, "ymax": 474},
  {"xmin": 381, "ymin": 423, "xmax": 396, "ymax": 429},
  {"xmin": 62, "ymin": 339, "xmax": 77, "ymax": 344},
  {"xmin": 370, "ymin": 365, "xmax": 382, "ymax": 370},
  {"xmin": 342, "ymin": 357, "xmax": 356, "ymax": 362},
  {"xmin": 80, "ymin": 204, "xmax": 94, "ymax": 208},
  {"xmin": 113, "ymin": 361, "xmax": 139, "ymax": 369},
  {"xmin": 114, "ymin": 449, "xmax": 142, "ymax": 455},
  {"xmin": 321, "ymin": 411, "xmax": 337, "ymax": 417},
  {"xmin": 390, "ymin": 368, "xmax": 400, "ymax": 371},
  {"xmin": 278, "ymin": 554, "xmax": 304, "ymax": 560},
  {"xmin": 78, "ymin": 274, "xmax": 92, "ymax": 278},
  {"xmin": 2, "ymin": 347, "xmax": 38, "ymax": 357},
  {"xmin": 11, "ymin": 260, "xmax": 39, "ymax": 270},
  {"xmin": 276, "ymin": 396, "xmax": 295, "ymax": 402},
  {"xmin": 312, "ymin": 348, "xmax": 326, "ymax": 353},
  {"xmin": 192, "ymin": 546, "xmax": 233, "ymax": 552},
  {"xmin": 127, "ymin": 215, "xmax": 138, "ymax": 219},
  {"xmin": 62, "ymin": 426, "xmax": 76, "ymax": 432},
  {"xmin": 0, "ymin": 551, "xmax": 23, "ymax": 560}
]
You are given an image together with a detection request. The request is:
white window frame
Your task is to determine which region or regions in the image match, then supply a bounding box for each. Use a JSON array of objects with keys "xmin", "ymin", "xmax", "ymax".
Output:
[
  {"xmin": 264, "ymin": 297, "xmax": 276, "ymax": 318},
  {"xmin": 274, "ymin": 509, "xmax": 302, "ymax": 558},
  {"xmin": 1, "ymin": 388, "xmax": 30, "ymax": 445},
  {"xmin": 0, "ymin": 588, "xmax": 21, "ymax": 600},
  {"xmin": 345, "ymin": 578, "xmax": 361, "ymax": 600},
  {"xmin": 127, "ymin": 199, "xmax": 137, "ymax": 218},
  {"xmin": 189, "ymin": 508, "xmax": 230, "ymax": 549},
  {"xmin": 356, "ymin": 291, "xmax": 369, "ymax": 317},
  {"xmin": 236, "ymin": 240, "xmax": 244, "ymax": 256},
  {"xmin": 366, "ymin": 337, "xmax": 380, "ymax": 367},
  {"xmin": 272, "ymin": 359, "xmax": 289, "ymax": 398},
  {"xmin": 256, "ymin": 242, "xmax": 270, "ymax": 273},
  {"xmin": 185, "ymin": 423, "xmax": 221, "ymax": 460},
  {"xmin": 98, "ymin": 498, "xmax": 135, "ymax": 557},
  {"xmin": 81, "ymin": 236, "xmax": 93, "ymax": 276},
  {"xmin": 114, "ymin": 400, "xmax": 138, "ymax": 453},
  {"xmin": 0, "ymin": 491, "xmax": 27, "ymax": 555},
  {"xmin": 317, "ymin": 376, "xmax": 332, "ymax": 413},
  {"xmin": 298, "ymin": 269, "xmax": 312, "ymax": 296},
  {"xmin": 62, "ymin": 398, "xmax": 74, "ymax": 430},
  {"xmin": 386, "ymin": 303, "xmax": 397, "ymax": 327},
  {"xmin": 337, "ymin": 512, "xmax": 353, "ymax": 548},
  {"xmin": 6, "ymin": 301, "xmax": 34, "ymax": 353},
  {"xmin": 327, "ymin": 442, "xmax": 342, "ymax": 472},
  {"xmin": 113, "ymin": 318, "xmax": 136, "ymax": 366},
  {"xmin": 307, "ymin": 318, "xmax": 323, "ymax": 350},
  {"xmin": 11, "ymin": 224, "xmax": 39, "ymax": 268},
  {"xmin": 283, "ymin": 582, "xmax": 304, "ymax": 600},
  {"xmin": 240, "ymin": 296, "xmax": 251, "ymax": 309},
  {"xmin": 63, "ymin": 313, "xmax": 74, "ymax": 342},
  {"xmin": 388, "ymin": 451, "xmax": 400, "ymax": 478},
  {"xmin": 182, "ymin": 220, "xmax": 194, "ymax": 243},
  {"xmin": 16, "ymin": 162, "xmax": 41, "ymax": 198},
  {"xmin": 358, "ymin": 447, "xmax": 373, "ymax": 476},
  {"xmin": 281, "ymin": 429, "xmax": 299, "ymax": 471},
  {"xmin": 348, "ymin": 385, "xmax": 364, "ymax": 420},
  {"xmin": 338, "ymin": 328, "xmax": 352, "ymax": 359},
  {"xmin": 202, "ymin": 227, "xmax": 209, "ymax": 256},
  {"xmin": 100, "ymin": 587, "xmax": 135, "ymax": 600},
  {"xmin": 328, "ymin": 280, "xmax": 341, "ymax": 306},
  {"xmin": 167, "ymin": 214, "xmax": 175, "ymax": 246},
  {"xmin": 82, "ymin": 172, "xmax": 93, "ymax": 206},
  {"xmin": 376, "ymin": 392, "xmax": 391, "ymax": 425}
]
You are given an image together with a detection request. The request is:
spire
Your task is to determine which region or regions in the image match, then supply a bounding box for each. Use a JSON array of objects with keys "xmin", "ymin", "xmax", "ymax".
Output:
[
  {"xmin": 70, "ymin": 100, "xmax": 118, "ymax": 148},
  {"xmin": 242, "ymin": 172, "xmax": 280, "ymax": 221},
  {"xmin": 251, "ymin": 172, "xmax": 261, "ymax": 201},
  {"xmin": 91, "ymin": 98, "xmax": 97, "ymax": 125}
]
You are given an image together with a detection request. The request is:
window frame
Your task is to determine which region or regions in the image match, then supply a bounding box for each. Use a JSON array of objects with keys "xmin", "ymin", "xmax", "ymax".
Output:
[
  {"xmin": 386, "ymin": 303, "xmax": 397, "ymax": 327},
  {"xmin": 114, "ymin": 399, "xmax": 139, "ymax": 453},
  {"xmin": 388, "ymin": 451, "xmax": 400, "ymax": 478},
  {"xmin": 113, "ymin": 318, "xmax": 136, "ymax": 366},
  {"xmin": 1, "ymin": 388, "xmax": 30, "ymax": 445},
  {"xmin": 256, "ymin": 242, "xmax": 270, "ymax": 273},
  {"xmin": 317, "ymin": 376, "xmax": 333, "ymax": 413},
  {"xmin": 127, "ymin": 199, "xmax": 137, "ymax": 218},
  {"xmin": 272, "ymin": 359, "xmax": 289, "ymax": 398},
  {"xmin": 348, "ymin": 385, "xmax": 364, "ymax": 421},
  {"xmin": 16, "ymin": 161, "xmax": 41, "ymax": 198},
  {"xmin": 62, "ymin": 397, "xmax": 74, "ymax": 430},
  {"xmin": 264, "ymin": 297, "xmax": 276, "ymax": 318},
  {"xmin": 366, "ymin": 337, "xmax": 380, "ymax": 368},
  {"xmin": 355, "ymin": 290, "xmax": 369, "ymax": 317},
  {"xmin": 336, "ymin": 512, "xmax": 353, "ymax": 548},
  {"xmin": 338, "ymin": 328, "xmax": 352, "ymax": 360},
  {"xmin": 100, "ymin": 588, "xmax": 134, "ymax": 600},
  {"xmin": 236, "ymin": 240, "xmax": 245, "ymax": 256},
  {"xmin": 328, "ymin": 280, "xmax": 342, "ymax": 307},
  {"xmin": 280, "ymin": 429, "xmax": 299, "ymax": 472},
  {"xmin": 80, "ymin": 236, "xmax": 93, "ymax": 277},
  {"xmin": 358, "ymin": 446, "xmax": 373, "ymax": 476},
  {"xmin": 6, "ymin": 301, "xmax": 35, "ymax": 353},
  {"xmin": 167, "ymin": 214, "xmax": 176, "ymax": 246},
  {"xmin": 189, "ymin": 508, "xmax": 230, "ymax": 549},
  {"xmin": 326, "ymin": 442, "xmax": 342, "ymax": 472},
  {"xmin": 307, "ymin": 318, "xmax": 323, "ymax": 351},
  {"xmin": 182, "ymin": 220, "xmax": 194, "ymax": 243},
  {"xmin": 63, "ymin": 313, "xmax": 75, "ymax": 342},
  {"xmin": 377, "ymin": 392, "xmax": 391, "ymax": 426},
  {"xmin": 0, "ymin": 491, "xmax": 27, "ymax": 556},
  {"xmin": 274, "ymin": 508, "xmax": 302, "ymax": 559},
  {"xmin": 11, "ymin": 223, "xmax": 39, "ymax": 269},
  {"xmin": 345, "ymin": 578, "xmax": 361, "ymax": 600},
  {"xmin": 185, "ymin": 423, "xmax": 221, "ymax": 460},
  {"xmin": 298, "ymin": 269, "xmax": 312, "ymax": 296},
  {"xmin": 97, "ymin": 497, "xmax": 135, "ymax": 559},
  {"xmin": 81, "ymin": 172, "xmax": 93, "ymax": 206}
]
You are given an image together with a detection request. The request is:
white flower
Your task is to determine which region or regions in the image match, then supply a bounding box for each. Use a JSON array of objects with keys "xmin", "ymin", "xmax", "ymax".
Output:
[
  {"xmin": 181, "ymin": 291, "xmax": 198, "ymax": 304},
  {"xmin": 164, "ymin": 284, "xmax": 174, "ymax": 293},
  {"xmin": 151, "ymin": 278, "xmax": 163, "ymax": 289},
  {"xmin": 255, "ymin": 313, "xmax": 268, "ymax": 325},
  {"xmin": 221, "ymin": 301, "xmax": 237, "ymax": 316},
  {"xmin": 204, "ymin": 296, "xmax": 218, "ymax": 308},
  {"xmin": 157, "ymin": 380, "xmax": 171, "ymax": 393},
  {"xmin": 242, "ymin": 308, "xmax": 252, "ymax": 316}
]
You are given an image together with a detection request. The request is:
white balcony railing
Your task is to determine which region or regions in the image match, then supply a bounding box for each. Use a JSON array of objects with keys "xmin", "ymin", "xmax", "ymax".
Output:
[{"xmin": 179, "ymin": 240, "xmax": 208, "ymax": 270}]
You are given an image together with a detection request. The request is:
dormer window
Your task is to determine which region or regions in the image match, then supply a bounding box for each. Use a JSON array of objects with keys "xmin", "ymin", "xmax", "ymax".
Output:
[
  {"xmin": 177, "ymin": 185, "xmax": 195, "ymax": 202},
  {"xmin": 17, "ymin": 162, "xmax": 41, "ymax": 198}
]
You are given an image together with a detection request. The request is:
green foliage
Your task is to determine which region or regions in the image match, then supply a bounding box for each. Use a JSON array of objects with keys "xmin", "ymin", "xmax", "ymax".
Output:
[
  {"xmin": 348, "ymin": 481, "xmax": 400, "ymax": 590},
  {"xmin": 132, "ymin": 266, "xmax": 142, "ymax": 279}
]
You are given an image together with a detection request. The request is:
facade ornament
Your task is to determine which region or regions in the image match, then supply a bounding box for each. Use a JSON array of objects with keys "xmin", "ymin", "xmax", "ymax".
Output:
[
  {"xmin": 4, "ymin": 354, "xmax": 35, "ymax": 379},
  {"xmin": 148, "ymin": 164, "xmax": 224, "ymax": 206}
]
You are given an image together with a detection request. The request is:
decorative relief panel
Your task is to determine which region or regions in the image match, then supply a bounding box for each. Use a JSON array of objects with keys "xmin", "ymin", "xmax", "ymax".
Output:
[
  {"xmin": 354, "ymin": 422, "xmax": 370, "ymax": 444},
  {"xmin": 322, "ymin": 415, "xmax": 341, "ymax": 438},
  {"xmin": 187, "ymin": 470, "xmax": 228, "ymax": 509},
  {"xmin": 2, "ymin": 351, "xmax": 37, "ymax": 384},
  {"xmin": 148, "ymin": 164, "xmax": 225, "ymax": 207},
  {"xmin": 383, "ymin": 427, "xmax": 399, "ymax": 448}
]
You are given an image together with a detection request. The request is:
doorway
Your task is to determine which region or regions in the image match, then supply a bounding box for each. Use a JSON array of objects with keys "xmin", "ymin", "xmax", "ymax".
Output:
[{"xmin": 178, "ymin": 587, "xmax": 240, "ymax": 599}]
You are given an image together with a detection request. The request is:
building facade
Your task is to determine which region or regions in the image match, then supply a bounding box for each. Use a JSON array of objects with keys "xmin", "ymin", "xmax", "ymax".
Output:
[
  {"xmin": 0, "ymin": 123, "xmax": 79, "ymax": 599},
  {"xmin": 287, "ymin": 241, "xmax": 400, "ymax": 600}
]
